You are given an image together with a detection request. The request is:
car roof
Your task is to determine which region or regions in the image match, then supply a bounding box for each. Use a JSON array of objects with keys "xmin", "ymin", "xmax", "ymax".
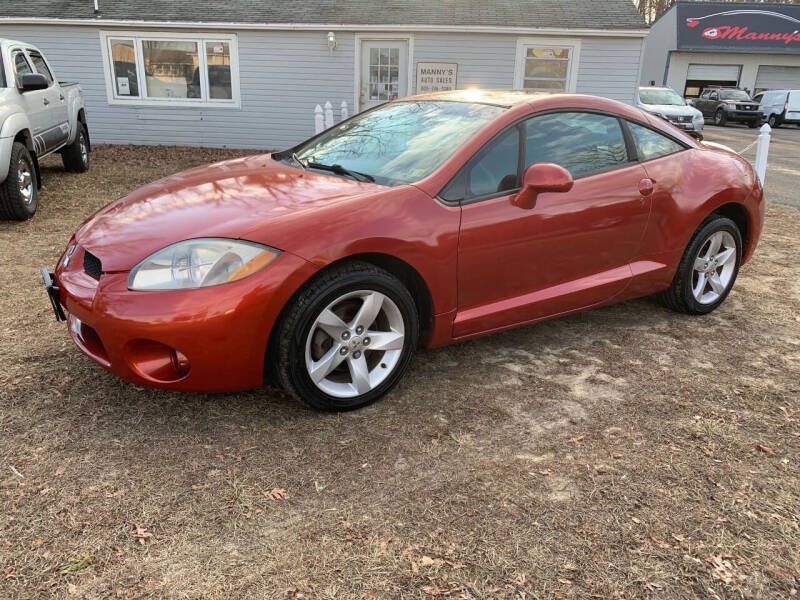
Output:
[
  {"xmin": 402, "ymin": 89, "xmax": 561, "ymax": 108},
  {"xmin": 638, "ymin": 86, "xmax": 677, "ymax": 92}
]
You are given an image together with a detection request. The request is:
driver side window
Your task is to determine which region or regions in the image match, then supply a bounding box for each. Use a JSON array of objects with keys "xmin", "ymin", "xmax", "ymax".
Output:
[{"xmin": 464, "ymin": 127, "xmax": 520, "ymax": 200}]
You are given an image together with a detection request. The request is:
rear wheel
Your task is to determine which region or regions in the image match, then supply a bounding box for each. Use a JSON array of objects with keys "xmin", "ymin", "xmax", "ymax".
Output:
[
  {"xmin": 274, "ymin": 261, "xmax": 419, "ymax": 411},
  {"xmin": 61, "ymin": 124, "xmax": 90, "ymax": 173},
  {"xmin": 0, "ymin": 142, "xmax": 38, "ymax": 221},
  {"xmin": 714, "ymin": 109, "xmax": 727, "ymax": 126},
  {"xmin": 657, "ymin": 215, "xmax": 742, "ymax": 315}
]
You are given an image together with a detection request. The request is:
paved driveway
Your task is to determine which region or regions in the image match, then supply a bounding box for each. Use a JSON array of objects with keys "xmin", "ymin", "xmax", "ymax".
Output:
[{"xmin": 703, "ymin": 123, "xmax": 800, "ymax": 209}]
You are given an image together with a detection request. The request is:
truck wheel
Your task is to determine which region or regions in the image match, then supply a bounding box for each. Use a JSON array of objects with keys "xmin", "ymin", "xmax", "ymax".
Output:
[
  {"xmin": 714, "ymin": 109, "xmax": 727, "ymax": 126},
  {"xmin": 61, "ymin": 124, "xmax": 90, "ymax": 173},
  {"xmin": 0, "ymin": 142, "xmax": 38, "ymax": 221},
  {"xmin": 747, "ymin": 120, "xmax": 760, "ymax": 128}
]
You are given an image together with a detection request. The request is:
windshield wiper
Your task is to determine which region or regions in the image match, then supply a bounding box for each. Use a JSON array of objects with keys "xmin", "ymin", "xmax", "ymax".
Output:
[
  {"xmin": 307, "ymin": 161, "xmax": 375, "ymax": 183},
  {"xmin": 291, "ymin": 152, "xmax": 307, "ymax": 169}
]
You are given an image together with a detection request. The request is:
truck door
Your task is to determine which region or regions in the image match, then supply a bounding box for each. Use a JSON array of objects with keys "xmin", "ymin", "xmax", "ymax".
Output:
[{"xmin": 26, "ymin": 49, "xmax": 69, "ymax": 152}]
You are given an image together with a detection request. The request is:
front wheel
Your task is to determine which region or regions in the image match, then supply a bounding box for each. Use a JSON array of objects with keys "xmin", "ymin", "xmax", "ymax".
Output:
[
  {"xmin": 767, "ymin": 114, "xmax": 780, "ymax": 129},
  {"xmin": 0, "ymin": 142, "xmax": 38, "ymax": 221},
  {"xmin": 714, "ymin": 109, "xmax": 727, "ymax": 126},
  {"xmin": 657, "ymin": 215, "xmax": 742, "ymax": 315},
  {"xmin": 747, "ymin": 120, "xmax": 760, "ymax": 128},
  {"xmin": 274, "ymin": 262, "xmax": 419, "ymax": 411}
]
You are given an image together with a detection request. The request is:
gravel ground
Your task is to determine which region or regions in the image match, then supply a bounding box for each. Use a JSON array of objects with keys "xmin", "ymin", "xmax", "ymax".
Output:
[{"xmin": 1, "ymin": 144, "xmax": 798, "ymax": 599}]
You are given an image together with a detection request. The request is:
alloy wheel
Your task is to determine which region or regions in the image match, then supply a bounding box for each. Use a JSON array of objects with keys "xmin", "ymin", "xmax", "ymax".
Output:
[
  {"xmin": 691, "ymin": 230, "xmax": 737, "ymax": 304},
  {"xmin": 304, "ymin": 290, "xmax": 405, "ymax": 398},
  {"xmin": 79, "ymin": 131, "xmax": 88, "ymax": 165},
  {"xmin": 17, "ymin": 158, "xmax": 33, "ymax": 205}
]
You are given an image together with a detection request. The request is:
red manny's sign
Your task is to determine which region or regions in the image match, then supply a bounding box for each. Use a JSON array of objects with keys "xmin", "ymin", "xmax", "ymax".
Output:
[{"xmin": 677, "ymin": 2, "xmax": 800, "ymax": 54}]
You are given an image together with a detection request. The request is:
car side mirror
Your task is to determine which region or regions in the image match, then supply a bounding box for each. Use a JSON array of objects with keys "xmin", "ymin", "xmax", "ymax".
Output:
[
  {"xmin": 19, "ymin": 73, "xmax": 49, "ymax": 92},
  {"xmin": 512, "ymin": 163, "xmax": 574, "ymax": 210},
  {"xmin": 686, "ymin": 98, "xmax": 694, "ymax": 106}
]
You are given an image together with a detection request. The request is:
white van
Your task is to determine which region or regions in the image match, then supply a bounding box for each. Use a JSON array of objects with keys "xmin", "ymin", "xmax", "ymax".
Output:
[{"xmin": 753, "ymin": 90, "xmax": 800, "ymax": 128}]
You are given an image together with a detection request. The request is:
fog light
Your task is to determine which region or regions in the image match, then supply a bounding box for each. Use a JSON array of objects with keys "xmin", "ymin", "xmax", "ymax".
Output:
[{"xmin": 124, "ymin": 339, "xmax": 191, "ymax": 383}]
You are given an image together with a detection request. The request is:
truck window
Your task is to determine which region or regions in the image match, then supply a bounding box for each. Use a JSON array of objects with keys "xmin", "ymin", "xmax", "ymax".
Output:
[
  {"xmin": 12, "ymin": 51, "xmax": 34, "ymax": 84},
  {"xmin": 28, "ymin": 51, "xmax": 54, "ymax": 85}
]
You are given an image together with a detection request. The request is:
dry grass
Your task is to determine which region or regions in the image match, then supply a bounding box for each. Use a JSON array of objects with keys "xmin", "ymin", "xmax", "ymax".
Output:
[{"xmin": 1, "ymin": 145, "xmax": 798, "ymax": 599}]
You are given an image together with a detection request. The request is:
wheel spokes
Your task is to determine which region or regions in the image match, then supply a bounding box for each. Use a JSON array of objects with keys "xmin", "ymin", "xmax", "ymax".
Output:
[
  {"xmin": 352, "ymin": 292, "xmax": 384, "ymax": 331},
  {"xmin": 347, "ymin": 354, "xmax": 372, "ymax": 394},
  {"xmin": 309, "ymin": 344, "xmax": 346, "ymax": 383},
  {"xmin": 693, "ymin": 272, "xmax": 707, "ymax": 298},
  {"xmin": 316, "ymin": 308, "xmax": 349, "ymax": 340},
  {"xmin": 365, "ymin": 330, "xmax": 404, "ymax": 351},
  {"xmin": 708, "ymin": 272, "xmax": 725, "ymax": 295},
  {"xmin": 713, "ymin": 247, "xmax": 735, "ymax": 267}
]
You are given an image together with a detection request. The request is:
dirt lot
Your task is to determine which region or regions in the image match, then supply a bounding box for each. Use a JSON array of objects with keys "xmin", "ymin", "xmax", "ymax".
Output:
[{"xmin": 1, "ymin": 145, "xmax": 798, "ymax": 599}]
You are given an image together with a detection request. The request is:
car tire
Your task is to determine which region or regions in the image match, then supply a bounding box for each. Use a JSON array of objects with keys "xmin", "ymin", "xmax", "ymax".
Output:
[
  {"xmin": 657, "ymin": 215, "xmax": 742, "ymax": 315},
  {"xmin": 273, "ymin": 261, "xmax": 419, "ymax": 411},
  {"xmin": 747, "ymin": 120, "xmax": 760, "ymax": 128},
  {"xmin": 714, "ymin": 109, "xmax": 727, "ymax": 126},
  {"xmin": 0, "ymin": 142, "xmax": 38, "ymax": 221},
  {"xmin": 767, "ymin": 114, "xmax": 780, "ymax": 129},
  {"xmin": 61, "ymin": 124, "xmax": 90, "ymax": 173}
]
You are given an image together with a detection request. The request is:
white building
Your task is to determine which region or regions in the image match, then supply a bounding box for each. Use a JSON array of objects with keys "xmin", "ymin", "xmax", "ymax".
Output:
[{"xmin": 1, "ymin": 0, "xmax": 648, "ymax": 149}]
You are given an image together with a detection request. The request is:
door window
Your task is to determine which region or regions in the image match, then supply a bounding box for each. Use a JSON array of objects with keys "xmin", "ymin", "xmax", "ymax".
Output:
[
  {"xmin": 12, "ymin": 51, "xmax": 33, "ymax": 83},
  {"xmin": 465, "ymin": 127, "xmax": 520, "ymax": 198},
  {"xmin": 523, "ymin": 112, "xmax": 629, "ymax": 179},
  {"xmin": 28, "ymin": 51, "xmax": 54, "ymax": 85},
  {"xmin": 627, "ymin": 122, "xmax": 685, "ymax": 161},
  {"xmin": 368, "ymin": 46, "xmax": 401, "ymax": 101}
]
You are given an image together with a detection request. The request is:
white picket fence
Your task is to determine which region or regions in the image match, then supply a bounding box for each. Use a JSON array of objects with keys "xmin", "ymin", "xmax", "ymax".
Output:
[{"xmin": 314, "ymin": 101, "xmax": 349, "ymax": 134}]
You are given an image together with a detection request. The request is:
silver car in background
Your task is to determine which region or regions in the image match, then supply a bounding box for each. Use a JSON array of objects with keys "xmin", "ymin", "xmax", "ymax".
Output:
[{"xmin": 636, "ymin": 86, "xmax": 704, "ymax": 140}]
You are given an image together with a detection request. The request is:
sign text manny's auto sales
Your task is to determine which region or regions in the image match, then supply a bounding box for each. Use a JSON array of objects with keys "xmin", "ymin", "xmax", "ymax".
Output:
[{"xmin": 701, "ymin": 25, "xmax": 800, "ymax": 45}]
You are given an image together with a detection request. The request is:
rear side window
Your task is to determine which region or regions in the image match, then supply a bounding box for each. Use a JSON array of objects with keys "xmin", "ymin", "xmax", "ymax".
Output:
[
  {"xmin": 628, "ymin": 122, "xmax": 684, "ymax": 161},
  {"xmin": 28, "ymin": 51, "xmax": 53, "ymax": 85},
  {"xmin": 524, "ymin": 112, "xmax": 629, "ymax": 179}
]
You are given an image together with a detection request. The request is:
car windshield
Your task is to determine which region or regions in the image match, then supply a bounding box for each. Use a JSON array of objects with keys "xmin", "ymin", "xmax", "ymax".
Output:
[
  {"xmin": 290, "ymin": 100, "xmax": 506, "ymax": 186},
  {"xmin": 720, "ymin": 90, "xmax": 751, "ymax": 101},
  {"xmin": 639, "ymin": 89, "xmax": 685, "ymax": 106}
]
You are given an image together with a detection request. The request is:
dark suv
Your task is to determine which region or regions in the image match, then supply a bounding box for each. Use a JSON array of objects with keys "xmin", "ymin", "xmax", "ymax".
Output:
[{"xmin": 693, "ymin": 88, "xmax": 762, "ymax": 128}]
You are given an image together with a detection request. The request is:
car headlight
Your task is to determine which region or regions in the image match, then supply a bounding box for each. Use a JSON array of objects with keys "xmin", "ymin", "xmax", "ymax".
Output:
[{"xmin": 128, "ymin": 238, "xmax": 280, "ymax": 291}]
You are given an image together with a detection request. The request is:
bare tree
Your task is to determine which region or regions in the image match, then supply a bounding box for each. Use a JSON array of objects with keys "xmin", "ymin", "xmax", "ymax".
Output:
[{"xmin": 635, "ymin": 0, "xmax": 799, "ymax": 24}]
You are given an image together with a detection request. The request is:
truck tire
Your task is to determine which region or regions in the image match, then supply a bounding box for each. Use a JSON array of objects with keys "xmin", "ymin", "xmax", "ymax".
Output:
[
  {"xmin": 61, "ymin": 124, "xmax": 90, "ymax": 173},
  {"xmin": 0, "ymin": 142, "xmax": 38, "ymax": 221},
  {"xmin": 714, "ymin": 108, "xmax": 727, "ymax": 126}
]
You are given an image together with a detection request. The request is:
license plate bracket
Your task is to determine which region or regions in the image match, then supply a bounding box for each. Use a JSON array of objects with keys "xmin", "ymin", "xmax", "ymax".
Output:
[{"xmin": 41, "ymin": 267, "xmax": 67, "ymax": 322}]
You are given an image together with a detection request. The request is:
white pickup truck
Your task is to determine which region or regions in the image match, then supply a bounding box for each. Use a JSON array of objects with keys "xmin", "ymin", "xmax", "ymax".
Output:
[{"xmin": 0, "ymin": 39, "xmax": 90, "ymax": 220}]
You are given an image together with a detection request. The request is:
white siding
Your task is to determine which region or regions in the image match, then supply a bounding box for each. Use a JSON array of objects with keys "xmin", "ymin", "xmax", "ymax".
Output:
[{"xmin": 0, "ymin": 24, "xmax": 643, "ymax": 149}]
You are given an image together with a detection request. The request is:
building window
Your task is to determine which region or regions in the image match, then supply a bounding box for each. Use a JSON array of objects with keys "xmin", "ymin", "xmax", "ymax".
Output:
[
  {"xmin": 514, "ymin": 37, "xmax": 581, "ymax": 93},
  {"xmin": 100, "ymin": 31, "xmax": 239, "ymax": 107}
]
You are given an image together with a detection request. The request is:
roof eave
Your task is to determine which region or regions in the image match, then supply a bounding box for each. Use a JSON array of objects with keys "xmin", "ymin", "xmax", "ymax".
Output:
[{"xmin": 0, "ymin": 17, "xmax": 650, "ymax": 37}]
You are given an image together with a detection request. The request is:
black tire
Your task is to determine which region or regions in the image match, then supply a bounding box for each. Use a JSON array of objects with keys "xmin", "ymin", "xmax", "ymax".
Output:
[
  {"xmin": 747, "ymin": 120, "xmax": 760, "ymax": 128},
  {"xmin": 657, "ymin": 215, "xmax": 742, "ymax": 315},
  {"xmin": 0, "ymin": 142, "xmax": 38, "ymax": 221},
  {"xmin": 767, "ymin": 114, "xmax": 780, "ymax": 129},
  {"xmin": 273, "ymin": 261, "xmax": 419, "ymax": 411},
  {"xmin": 61, "ymin": 124, "xmax": 90, "ymax": 173},
  {"xmin": 714, "ymin": 109, "xmax": 727, "ymax": 126}
]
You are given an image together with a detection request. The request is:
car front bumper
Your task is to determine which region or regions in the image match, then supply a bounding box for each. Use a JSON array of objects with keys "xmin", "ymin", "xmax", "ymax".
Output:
[{"xmin": 46, "ymin": 243, "xmax": 317, "ymax": 392}]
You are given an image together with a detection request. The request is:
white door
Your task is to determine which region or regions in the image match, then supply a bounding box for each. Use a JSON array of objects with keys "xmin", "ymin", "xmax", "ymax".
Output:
[
  {"xmin": 755, "ymin": 65, "xmax": 800, "ymax": 92},
  {"xmin": 359, "ymin": 40, "xmax": 408, "ymax": 111}
]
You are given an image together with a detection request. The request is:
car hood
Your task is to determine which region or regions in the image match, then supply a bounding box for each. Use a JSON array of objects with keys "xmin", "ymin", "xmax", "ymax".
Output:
[
  {"xmin": 641, "ymin": 104, "xmax": 701, "ymax": 118},
  {"xmin": 75, "ymin": 154, "xmax": 384, "ymax": 271}
]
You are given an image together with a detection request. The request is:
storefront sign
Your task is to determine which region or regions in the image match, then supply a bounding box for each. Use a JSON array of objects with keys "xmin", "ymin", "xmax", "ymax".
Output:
[
  {"xmin": 416, "ymin": 63, "xmax": 458, "ymax": 93},
  {"xmin": 677, "ymin": 2, "xmax": 800, "ymax": 53}
]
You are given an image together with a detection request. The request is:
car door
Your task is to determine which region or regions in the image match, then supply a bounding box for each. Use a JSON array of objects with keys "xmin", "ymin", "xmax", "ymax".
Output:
[
  {"xmin": 26, "ymin": 49, "xmax": 69, "ymax": 152},
  {"xmin": 451, "ymin": 111, "xmax": 652, "ymax": 338}
]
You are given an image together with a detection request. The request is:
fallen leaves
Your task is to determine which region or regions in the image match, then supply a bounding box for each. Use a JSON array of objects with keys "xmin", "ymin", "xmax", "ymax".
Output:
[
  {"xmin": 708, "ymin": 553, "xmax": 746, "ymax": 584},
  {"xmin": 264, "ymin": 488, "xmax": 286, "ymax": 500},
  {"xmin": 133, "ymin": 525, "xmax": 153, "ymax": 545},
  {"xmin": 756, "ymin": 444, "xmax": 776, "ymax": 455}
]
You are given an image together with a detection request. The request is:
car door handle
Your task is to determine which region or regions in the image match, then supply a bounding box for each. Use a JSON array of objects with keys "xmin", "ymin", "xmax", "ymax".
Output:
[
  {"xmin": 638, "ymin": 178, "xmax": 654, "ymax": 197},
  {"xmin": 43, "ymin": 98, "xmax": 50, "ymax": 105}
]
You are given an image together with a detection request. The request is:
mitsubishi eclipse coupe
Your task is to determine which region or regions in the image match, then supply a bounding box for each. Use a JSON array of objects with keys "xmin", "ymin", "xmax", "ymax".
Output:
[{"xmin": 43, "ymin": 90, "xmax": 764, "ymax": 411}]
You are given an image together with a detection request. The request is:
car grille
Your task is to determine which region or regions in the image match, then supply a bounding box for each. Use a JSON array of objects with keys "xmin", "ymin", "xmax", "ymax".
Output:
[
  {"xmin": 671, "ymin": 115, "xmax": 692, "ymax": 123},
  {"xmin": 83, "ymin": 250, "xmax": 103, "ymax": 279}
]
